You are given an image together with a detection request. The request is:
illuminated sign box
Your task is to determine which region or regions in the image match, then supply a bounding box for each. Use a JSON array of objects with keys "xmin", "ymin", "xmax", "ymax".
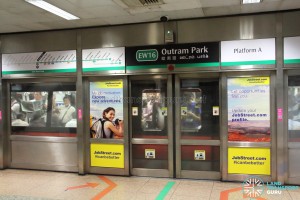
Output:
[
  {"xmin": 284, "ymin": 36, "xmax": 300, "ymax": 66},
  {"xmin": 221, "ymin": 38, "xmax": 275, "ymax": 68},
  {"xmin": 2, "ymin": 50, "xmax": 76, "ymax": 77}
]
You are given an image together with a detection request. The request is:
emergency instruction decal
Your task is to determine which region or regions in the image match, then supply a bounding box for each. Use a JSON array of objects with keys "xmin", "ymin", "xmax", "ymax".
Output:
[
  {"xmin": 194, "ymin": 150, "xmax": 205, "ymax": 160},
  {"xmin": 2, "ymin": 50, "xmax": 76, "ymax": 76},
  {"xmin": 145, "ymin": 149, "xmax": 155, "ymax": 159}
]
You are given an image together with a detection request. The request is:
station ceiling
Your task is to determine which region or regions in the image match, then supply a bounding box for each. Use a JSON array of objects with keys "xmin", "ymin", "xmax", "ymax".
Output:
[{"xmin": 0, "ymin": 0, "xmax": 300, "ymax": 34}]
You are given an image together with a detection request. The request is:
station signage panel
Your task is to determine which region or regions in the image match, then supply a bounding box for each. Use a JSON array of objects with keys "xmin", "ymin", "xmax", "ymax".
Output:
[
  {"xmin": 284, "ymin": 36, "xmax": 300, "ymax": 65},
  {"xmin": 221, "ymin": 38, "xmax": 275, "ymax": 68},
  {"xmin": 82, "ymin": 47, "xmax": 125, "ymax": 73},
  {"xmin": 2, "ymin": 50, "xmax": 76, "ymax": 76},
  {"xmin": 126, "ymin": 42, "xmax": 220, "ymax": 72}
]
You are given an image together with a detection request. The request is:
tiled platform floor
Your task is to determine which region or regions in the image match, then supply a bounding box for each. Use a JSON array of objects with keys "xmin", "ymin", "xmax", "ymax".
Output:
[{"xmin": 0, "ymin": 169, "xmax": 299, "ymax": 200}]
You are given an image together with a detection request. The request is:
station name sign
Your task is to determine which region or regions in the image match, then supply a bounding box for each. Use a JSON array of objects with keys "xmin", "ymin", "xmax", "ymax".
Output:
[
  {"xmin": 126, "ymin": 42, "xmax": 219, "ymax": 69},
  {"xmin": 284, "ymin": 36, "xmax": 300, "ymax": 65},
  {"xmin": 221, "ymin": 38, "xmax": 275, "ymax": 67}
]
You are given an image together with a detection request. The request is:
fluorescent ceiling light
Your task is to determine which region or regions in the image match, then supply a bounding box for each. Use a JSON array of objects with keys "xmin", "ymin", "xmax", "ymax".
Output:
[
  {"xmin": 242, "ymin": 0, "xmax": 262, "ymax": 4},
  {"xmin": 25, "ymin": 0, "xmax": 79, "ymax": 20}
]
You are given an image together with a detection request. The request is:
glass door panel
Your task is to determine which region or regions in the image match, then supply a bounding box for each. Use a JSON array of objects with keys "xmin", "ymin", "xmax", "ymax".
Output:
[
  {"xmin": 131, "ymin": 79, "xmax": 168, "ymax": 139},
  {"xmin": 180, "ymin": 79, "xmax": 220, "ymax": 140},
  {"xmin": 130, "ymin": 76, "xmax": 172, "ymax": 177},
  {"xmin": 176, "ymin": 76, "xmax": 221, "ymax": 179}
]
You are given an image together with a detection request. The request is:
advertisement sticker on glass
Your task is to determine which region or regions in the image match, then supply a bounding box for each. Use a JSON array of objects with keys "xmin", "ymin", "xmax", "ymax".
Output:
[
  {"xmin": 90, "ymin": 80, "xmax": 124, "ymax": 139},
  {"xmin": 227, "ymin": 77, "xmax": 270, "ymax": 142}
]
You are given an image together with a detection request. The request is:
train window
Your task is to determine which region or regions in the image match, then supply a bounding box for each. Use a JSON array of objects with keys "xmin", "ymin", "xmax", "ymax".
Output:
[
  {"xmin": 10, "ymin": 83, "xmax": 76, "ymax": 137},
  {"xmin": 180, "ymin": 88, "xmax": 202, "ymax": 131},
  {"xmin": 180, "ymin": 79, "xmax": 219, "ymax": 140},
  {"xmin": 288, "ymin": 77, "xmax": 300, "ymax": 142},
  {"xmin": 131, "ymin": 79, "xmax": 168, "ymax": 138}
]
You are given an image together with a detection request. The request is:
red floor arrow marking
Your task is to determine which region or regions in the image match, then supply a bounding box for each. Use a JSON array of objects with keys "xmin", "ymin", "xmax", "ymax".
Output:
[
  {"xmin": 66, "ymin": 182, "xmax": 99, "ymax": 191},
  {"xmin": 91, "ymin": 176, "xmax": 117, "ymax": 200}
]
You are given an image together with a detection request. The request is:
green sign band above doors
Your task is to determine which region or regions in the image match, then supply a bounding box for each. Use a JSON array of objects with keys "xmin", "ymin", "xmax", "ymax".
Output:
[
  {"xmin": 126, "ymin": 62, "xmax": 220, "ymax": 70},
  {"xmin": 284, "ymin": 59, "xmax": 300, "ymax": 64},
  {"xmin": 83, "ymin": 66, "xmax": 125, "ymax": 72},
  {"xmin": 221, "ymin": 60, "xmax": 276, "ymax": 66},
  {"xmin": 2, "ymin": 68, "xmax": 76, "ymax": 75}
]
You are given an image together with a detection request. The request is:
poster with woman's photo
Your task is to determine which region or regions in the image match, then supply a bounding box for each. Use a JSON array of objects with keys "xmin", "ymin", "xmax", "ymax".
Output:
[
  {"xmin": 90, "ymin": 80, "xmax": 124, "ymax": 139},
  {"xmin": 227, "ymin": 77, "xmax": 270, "ymax": 142}
]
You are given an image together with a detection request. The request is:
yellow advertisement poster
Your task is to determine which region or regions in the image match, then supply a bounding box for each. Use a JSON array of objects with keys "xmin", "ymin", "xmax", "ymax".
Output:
[
  {"xmin": 98, "ymin": 80, "xmax": 123, "ymax": 88},
  {"xmin": 228, "ymin": 147, "xmax": 270, "ymax": 175},
  {"xmin": 90, "ymin": 143, "xmax": 124, "ymax": 168}
]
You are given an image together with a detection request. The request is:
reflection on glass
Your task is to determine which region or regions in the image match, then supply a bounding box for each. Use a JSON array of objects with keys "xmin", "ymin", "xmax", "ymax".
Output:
[
  {"xmin": 181, "ymin": 89, "xmax": 202, "ymax": 131},
  {"xmin": 141, "ymin": 89, "xmax": 164, "ymax": 131}
]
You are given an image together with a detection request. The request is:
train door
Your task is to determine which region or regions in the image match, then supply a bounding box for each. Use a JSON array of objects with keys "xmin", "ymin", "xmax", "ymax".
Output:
[
  {"xmin": 129, "ymin": 74, "xmax": 221, "ymax": 179},
  {"xmin": 130, "ymin": 75, "xmax": 173, "ymax": 177},
  {"xmin": 175, "ymin": 74, "xmax": 221, "ymax": 179}
]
